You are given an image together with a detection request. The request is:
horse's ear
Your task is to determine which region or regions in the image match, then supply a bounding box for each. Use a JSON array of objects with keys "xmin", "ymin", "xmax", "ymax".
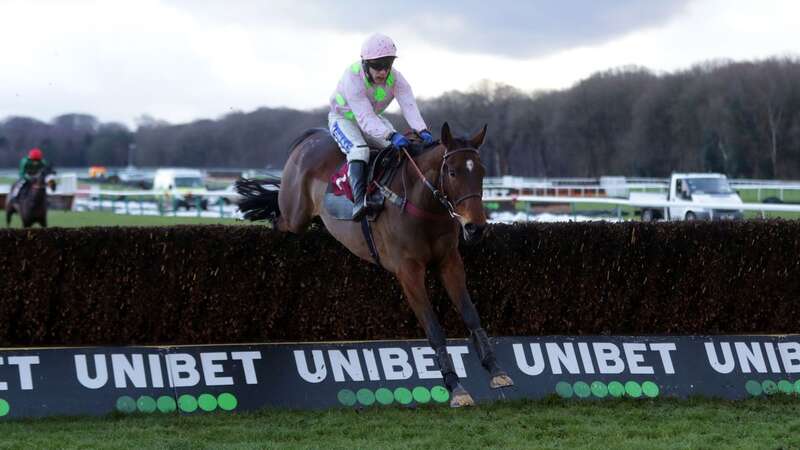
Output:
[
  {"xmin": 441, "ymin": 122, "xmax": 453, "ymax": 148},
  {"xmin": 469, "ymin": 124, "xmax": 488, "ymax": 149}
]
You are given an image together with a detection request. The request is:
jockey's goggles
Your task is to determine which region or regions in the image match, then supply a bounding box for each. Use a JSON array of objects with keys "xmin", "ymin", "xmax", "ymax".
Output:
[{"xmin": 366, "ymin": 57, "xmax": 394, "ymax": 71}]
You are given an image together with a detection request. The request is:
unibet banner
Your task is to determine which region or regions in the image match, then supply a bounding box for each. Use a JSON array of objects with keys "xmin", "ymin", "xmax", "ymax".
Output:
[{"xmin": 0, "ymin": 335, "xmax": 798, "ymax": 418}]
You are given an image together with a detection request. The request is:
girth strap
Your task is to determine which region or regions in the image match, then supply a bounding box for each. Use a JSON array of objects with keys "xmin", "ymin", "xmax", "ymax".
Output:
[{"xmin": 360, "ymin": 217, "xmax": 382, "ymax": 268}]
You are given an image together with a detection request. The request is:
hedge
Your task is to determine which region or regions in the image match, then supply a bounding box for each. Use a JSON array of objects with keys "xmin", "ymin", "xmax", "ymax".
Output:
[{"xmin": 0, "ymin": 221, "xmax": 798, "ymax": 346}]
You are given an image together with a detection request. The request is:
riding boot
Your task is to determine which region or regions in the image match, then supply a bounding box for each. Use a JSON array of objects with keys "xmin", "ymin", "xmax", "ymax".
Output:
[{"xmin": 349, "ymin": 160, "xmax": 369, "ymax": 221}]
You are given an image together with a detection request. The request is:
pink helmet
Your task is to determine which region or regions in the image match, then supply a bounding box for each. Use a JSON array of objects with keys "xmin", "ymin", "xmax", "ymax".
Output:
[{"xmin": 360, "ymin": 33, "xmax": 397, "ymax": 61}]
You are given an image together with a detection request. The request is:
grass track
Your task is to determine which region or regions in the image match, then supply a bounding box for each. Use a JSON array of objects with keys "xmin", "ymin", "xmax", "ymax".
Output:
[
  {"xmin": 0, "ymin": 397, "xmax": 797, "ymax": 449},
  {"xmin": 4, "ymin": 211, "xmax": 249, "ymax": 228}
]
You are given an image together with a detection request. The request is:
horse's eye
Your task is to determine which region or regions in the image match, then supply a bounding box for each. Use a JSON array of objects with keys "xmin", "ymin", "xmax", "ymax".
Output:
[{"xmin": 448, "ymin": 169, "xmax": 456, "ymax": 178}]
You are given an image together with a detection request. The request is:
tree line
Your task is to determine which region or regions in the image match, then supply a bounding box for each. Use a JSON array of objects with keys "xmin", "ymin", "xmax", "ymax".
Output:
[{"xmin": 2, "ymin": 57, "xmax": 799, "ymax": 179}]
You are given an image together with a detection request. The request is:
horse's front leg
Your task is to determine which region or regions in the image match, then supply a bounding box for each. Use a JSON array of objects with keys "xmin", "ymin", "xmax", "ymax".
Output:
[
  {"xmin": 396, "ymin": 260, "xmax": 474, "ymax": 407},
  {"xmin": 439, "ymin": 250, "xmax": 513, "ymax": 389}
]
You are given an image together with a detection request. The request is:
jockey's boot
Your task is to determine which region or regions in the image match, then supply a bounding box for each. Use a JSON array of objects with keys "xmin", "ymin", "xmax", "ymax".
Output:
[{"xmin": 349, "ymin": 160, "xmax": 369, "ymax": 221}]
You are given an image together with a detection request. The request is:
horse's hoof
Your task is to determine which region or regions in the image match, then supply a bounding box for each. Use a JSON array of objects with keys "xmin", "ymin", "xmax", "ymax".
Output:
[
  {"xmin": 450, "ymin": 386, "xmax": 475, "ymax": 408},
  {"xmin": 490, "ymin": 372, "xmax": 514, "ymax": 389}
]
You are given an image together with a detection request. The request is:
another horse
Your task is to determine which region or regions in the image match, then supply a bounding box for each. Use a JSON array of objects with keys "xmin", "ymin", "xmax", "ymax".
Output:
[
  {"xmin": 5, "ymin": 168, "xmax": 56, "ymax": 228},
  {"xmin": 236, "ymin": 122, "xmax": 513, "ymax": 407}
]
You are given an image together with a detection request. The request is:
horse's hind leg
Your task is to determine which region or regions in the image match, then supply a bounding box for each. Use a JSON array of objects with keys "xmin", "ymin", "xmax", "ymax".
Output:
[
  {"xmin": 439, "ymin": 251, "xmax": 513, "ymax": 389},
  {"xmin": 397, "ymin": 260, "xmax": 474, "ymax": 407},
  {"xmin": 5, "ymin": 208, "xmax": 12, "ymax": 227}
]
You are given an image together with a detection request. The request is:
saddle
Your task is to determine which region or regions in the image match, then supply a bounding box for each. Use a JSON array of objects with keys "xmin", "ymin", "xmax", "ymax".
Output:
[{"xmin": 324, "ymin": 135, "xmax": 432, "ymax": 221}]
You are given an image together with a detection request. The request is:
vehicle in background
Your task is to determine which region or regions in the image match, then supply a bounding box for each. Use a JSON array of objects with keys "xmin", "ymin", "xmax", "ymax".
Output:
[
  {"xmin": 152, "ymin": 168, "xmax": 208, "ymax": 210},
  {"xmin": 631, "ymin": 173, "xmax": 744, "ymax": 221},
  {"xmin": 88, "ymin": 166, "xmax": 108, "ymax": 179},
  {"xmin": 114, "ymin": 165, "xmax": 153, "ymax": 189}
]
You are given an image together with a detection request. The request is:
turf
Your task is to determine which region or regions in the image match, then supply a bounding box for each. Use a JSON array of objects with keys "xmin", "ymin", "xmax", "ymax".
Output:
[
  {"xmin": 0, "ymin": 397, "xmax": 796, "ymax": 449},
  {"xmin": 4, "ymin": 211, "xmax": 249, "ymax": 228}
]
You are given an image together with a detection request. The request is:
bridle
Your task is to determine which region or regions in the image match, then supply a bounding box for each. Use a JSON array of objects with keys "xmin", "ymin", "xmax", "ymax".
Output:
[{"xmin": 402, "ymin": 145, "xmax": 483, "ymax": 219}]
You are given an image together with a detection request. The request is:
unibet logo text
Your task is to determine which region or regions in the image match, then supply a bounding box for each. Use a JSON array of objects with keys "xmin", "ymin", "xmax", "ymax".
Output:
[
  {"xmin": 512, "ymin": 342, "xmax": 678, "ymax": 375},
  {"xmin": 75, "ymin": 351, "xmax": 262, "ymax": 389},
  {"xmin": 294, "ymin": 346, "xmax": 469, "ymax": 383},
  {"xmin": 705, "ymin": 341, "xmax": 800, "ymax": 374}
]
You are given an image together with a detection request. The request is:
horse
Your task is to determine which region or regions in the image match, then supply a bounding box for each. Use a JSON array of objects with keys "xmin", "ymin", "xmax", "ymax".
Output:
[
  {"xmin": 5, "ymin": 168, "xmax": 56, "ymax": 228},
  {"xmin": 236, "ymin": 122, "xmax": 513, "ymax": 407}
]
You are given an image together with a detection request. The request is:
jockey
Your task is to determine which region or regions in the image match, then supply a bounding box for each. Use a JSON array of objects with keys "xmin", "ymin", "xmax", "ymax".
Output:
[
  {"xmin": 329, "ymin": 33, "xmax": 435, "ymax": 220},
  {"xmin": 11, "ymin": 147, "xmax": 49, "ymax": 199}
]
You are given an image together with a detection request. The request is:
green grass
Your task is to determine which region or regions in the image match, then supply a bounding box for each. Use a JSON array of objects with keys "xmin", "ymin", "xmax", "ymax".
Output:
[
  {"xmin": 4, "ymin": 211, "xmax": 251, "ymax": 228},
  {"xmin": 738, "ymin": 188, "xmax": 800, "ymax": 219},
  {"xmin": 738, "ymin": 188, "xmax": 800, "ymax": 203},
  {"xmin": 0, "ymin": 398, "xmax": 797, "ymax": 449}
]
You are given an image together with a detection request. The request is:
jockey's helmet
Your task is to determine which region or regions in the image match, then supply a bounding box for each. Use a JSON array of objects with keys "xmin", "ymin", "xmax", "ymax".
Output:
[
  {"xmin": 28, "ymin": 148, "xmax": 43, "ymax": 160},
  {"xmin": 360, "ymin": 33, "xmax": 397, "ymax": 61}
]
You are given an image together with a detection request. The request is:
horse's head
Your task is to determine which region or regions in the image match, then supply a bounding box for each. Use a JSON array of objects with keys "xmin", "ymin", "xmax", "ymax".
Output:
[
  {"xmin": 438, "ymin": 122, "xmax": 488, "ymax": 243},
  {"xmin": 46, "ymin": 172, "xmax": 57, "ymax": 192}
]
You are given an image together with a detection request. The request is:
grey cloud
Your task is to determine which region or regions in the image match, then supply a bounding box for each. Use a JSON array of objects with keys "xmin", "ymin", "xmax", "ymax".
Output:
[{"xmin": 169, "ymin": 0, "xmax": 694, "ymax": 58}]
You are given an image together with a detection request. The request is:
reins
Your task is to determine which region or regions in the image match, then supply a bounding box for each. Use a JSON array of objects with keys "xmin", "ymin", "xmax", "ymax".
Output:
[{"xmin": 401, "ymin": 146, "xmax": 482, "ymax": 220}]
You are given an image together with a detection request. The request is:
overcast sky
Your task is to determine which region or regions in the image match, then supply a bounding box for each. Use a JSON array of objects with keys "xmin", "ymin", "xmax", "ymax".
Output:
[{"xmin": 1, "ymin": 0, "xmax": 798, "ymax": 128}]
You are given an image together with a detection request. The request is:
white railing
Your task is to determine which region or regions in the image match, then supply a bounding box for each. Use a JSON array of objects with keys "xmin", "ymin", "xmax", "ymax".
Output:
[
  {"xmin": 482, "ymin": 176, "xmax": 800, "ymax": 203},
  {"xmin": 71, "ymin": 188, "xmax": 242, "ymax": 218},
  {"xmin": 482, "ymin": 194, "xmax": 800, "ymax": 218}
]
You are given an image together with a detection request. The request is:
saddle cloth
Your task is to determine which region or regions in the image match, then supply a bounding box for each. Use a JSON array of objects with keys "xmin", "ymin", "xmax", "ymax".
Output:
[
  {"xmin": 323, "ymin": 132, "xmax": 434, "ymax": 221},
  {"xmin": 324, "ymin": 147, "xmax": 398, "ymax": 220}
]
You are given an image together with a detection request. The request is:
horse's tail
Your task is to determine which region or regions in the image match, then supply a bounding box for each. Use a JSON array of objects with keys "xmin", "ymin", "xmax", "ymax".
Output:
[{"xmin": 235, "ymin": 178, "xmax": 281, "ymax": 222}]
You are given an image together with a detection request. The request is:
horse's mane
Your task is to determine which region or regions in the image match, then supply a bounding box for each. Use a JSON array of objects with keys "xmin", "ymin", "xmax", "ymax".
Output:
[{"xmin": 403, "ymin": 132, "xmax": 443, "ymax": 158}]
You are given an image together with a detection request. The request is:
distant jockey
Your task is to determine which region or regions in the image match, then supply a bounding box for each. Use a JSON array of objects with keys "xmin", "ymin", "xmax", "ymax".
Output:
[{"xmin": 10, "ymin": 147, "xmax": 49, "ymax": 200}]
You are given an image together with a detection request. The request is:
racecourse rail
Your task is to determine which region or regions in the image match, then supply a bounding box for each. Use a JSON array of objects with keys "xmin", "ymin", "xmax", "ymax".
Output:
[{"xmin": 69, "ymin": 185, "xmax": 800, "ymax": 219}]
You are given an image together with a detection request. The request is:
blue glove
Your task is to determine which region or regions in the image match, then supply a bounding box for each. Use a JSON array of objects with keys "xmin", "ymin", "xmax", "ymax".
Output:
[
  {"xmin": 419, "ymin": 130, "xmax": 434, "ymax": 145},
  {"xmin": 390, "ymin": 132, "xmax": 410, "ymax": 149}
]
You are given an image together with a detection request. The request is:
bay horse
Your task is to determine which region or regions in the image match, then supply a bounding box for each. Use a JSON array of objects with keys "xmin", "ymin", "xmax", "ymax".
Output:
[
  {"xmin": 236, "ymin": 122, "xmax": 513, "ymax": 407},
  {"xmin": 5, "ymin": 168, "xmax": 56, "ymax": 228}
]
